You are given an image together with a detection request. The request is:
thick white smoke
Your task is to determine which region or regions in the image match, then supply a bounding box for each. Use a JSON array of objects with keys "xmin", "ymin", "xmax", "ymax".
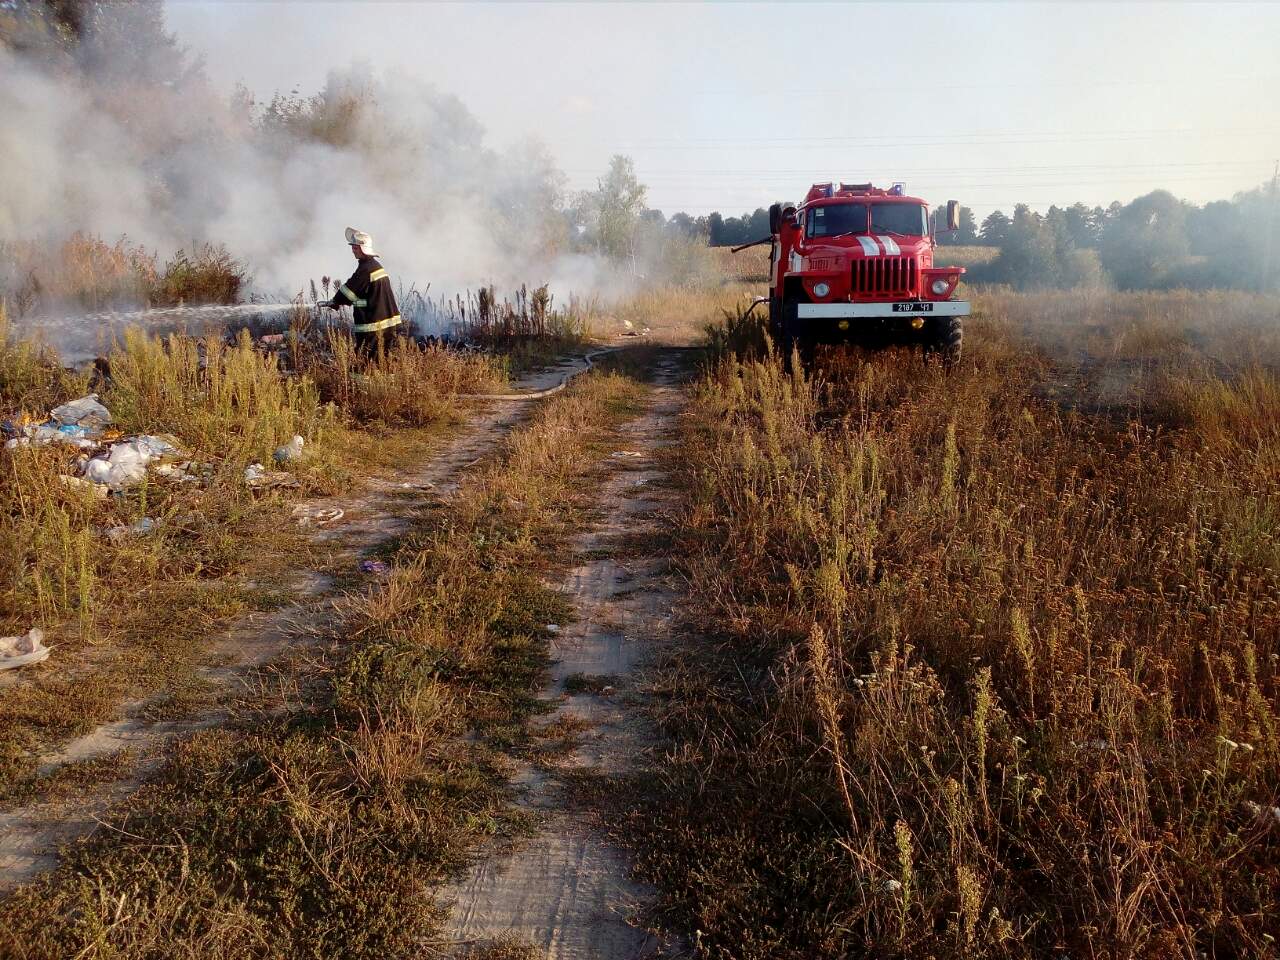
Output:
[{"xmin": 0, "ymin": 31, "xmax": 632, "ymax": 323}]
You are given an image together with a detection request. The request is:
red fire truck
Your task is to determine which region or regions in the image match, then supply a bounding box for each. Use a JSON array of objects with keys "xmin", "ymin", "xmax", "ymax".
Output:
[{"xmin": 747, "ymin": 182, "xmax": 968, "ymax": 360}]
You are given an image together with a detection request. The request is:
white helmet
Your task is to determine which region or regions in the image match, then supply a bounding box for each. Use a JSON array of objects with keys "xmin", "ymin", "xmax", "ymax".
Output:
[{"xmin": 344, "ymin": 227, "xmax": 378, "ymax": 257}]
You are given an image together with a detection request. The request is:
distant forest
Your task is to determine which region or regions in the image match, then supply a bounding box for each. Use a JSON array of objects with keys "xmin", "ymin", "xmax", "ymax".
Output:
[{"xmin": 654, "ymin": 183, "xmax": 1279, "ymax": 291}]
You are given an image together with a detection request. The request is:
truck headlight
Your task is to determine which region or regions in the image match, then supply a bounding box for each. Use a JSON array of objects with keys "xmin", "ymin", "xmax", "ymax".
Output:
[
  {"xmin": 931, "ymin": 279, "xmax": 950, "ymax": 295},
  {"xmin": 814, "ymin": 282, "xmax": 830, "ymax": 297}
]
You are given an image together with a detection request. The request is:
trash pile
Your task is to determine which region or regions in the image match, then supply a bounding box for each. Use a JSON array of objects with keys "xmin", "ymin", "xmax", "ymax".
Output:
[
  {"xmin": 2, "ymin": 393, "xmax": 197, "ymax": 493},
  {"xmin": 3, "ymin": 394, "xmax": 115, "ymax": 451},
  {"xmin": 3, "ymin": 393, "xmax": 302, "ymax": 497}
]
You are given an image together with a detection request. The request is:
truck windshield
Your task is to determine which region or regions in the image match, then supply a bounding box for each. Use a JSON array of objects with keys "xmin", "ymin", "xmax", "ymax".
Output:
[
  {"xmin": 806, "ymin": 203, "xmax": 866, "ymax": 238},
  {"xmin": 869, "ymin": 203, "xmax": 928, "ymax": 236}
]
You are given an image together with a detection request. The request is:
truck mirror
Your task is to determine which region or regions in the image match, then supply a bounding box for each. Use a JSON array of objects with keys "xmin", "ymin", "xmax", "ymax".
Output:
[
  {"xmin": 769, "ymin": 203, "xmax": 782, "ymax": 235},
  {"xmin": 947, "ymin": 200, "xmax": 961, "ymax": 232}
]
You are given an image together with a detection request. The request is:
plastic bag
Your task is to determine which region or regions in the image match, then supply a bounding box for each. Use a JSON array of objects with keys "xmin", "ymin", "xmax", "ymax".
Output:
[
  {"xmin": 50, "ymin": 394, "xmax": 112, "ymax": 430},
  {"xmin": 274, "ymin": 435, "xmax": 305, "ymax": 464},
  {"xmin": 0, "ymin": 628, "xmax": 50, "ymax": 671},
  {"xmin": 105, "ymin": 518, "xmax": 158, "ymax": 543},
  {"xmin": 82, "ymin": 436, "xmax": 184, "ymax": 490}
]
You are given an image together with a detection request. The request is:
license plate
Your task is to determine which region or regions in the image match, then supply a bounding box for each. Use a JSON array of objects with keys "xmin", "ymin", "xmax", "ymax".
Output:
[{"xmin": 892, "ymin": 302, "xmax": 933, "ymax": 313}]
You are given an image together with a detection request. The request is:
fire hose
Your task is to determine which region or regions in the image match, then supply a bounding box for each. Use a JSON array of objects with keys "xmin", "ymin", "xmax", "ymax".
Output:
[{"xmin": 460, "ymin": 348, "xmax": 618, "ymax": 400}]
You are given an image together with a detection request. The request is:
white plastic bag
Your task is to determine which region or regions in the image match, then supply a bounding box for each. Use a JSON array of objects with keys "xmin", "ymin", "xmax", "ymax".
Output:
[
  {"xmin": 82, "ymin": 436, "xmax": 183, "ymax": 490},
  {"xmin": 0, "ymin": 628, "xmax": 50, "ymax": 671}
]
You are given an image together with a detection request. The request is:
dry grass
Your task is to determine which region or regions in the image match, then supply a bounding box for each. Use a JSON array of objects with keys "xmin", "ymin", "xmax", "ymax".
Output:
[
  {"xmin": 0, "ymin": 357, "xmax": 652, "ymax": 958},
  {"xmin": 0, "ymin": 234, "xmax": 246, "ymax": 315},
  {"xmin": 626, "ymin": 290, "xmax": 1280, "ymax": 958},
  {"xmin": 0, "ymin": 318, "xmax": 506, "ymax": 801},
  {"xmin": 306, "ymin": 325, "xmax": 504, "ymax": 424},
  {"xmin": 614, "ymin": 282, "xmax": 761, "ymax": 345},
  {"xmin": 935, "ymin": 244, "xmax": 1001, "ymax": 270},
  {"xmin": 708, "ymin": 245, "xmax": 771, "ymax": 283}
]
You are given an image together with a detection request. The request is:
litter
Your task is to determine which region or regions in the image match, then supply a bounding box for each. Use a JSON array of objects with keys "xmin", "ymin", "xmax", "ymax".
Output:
[
  {"xmin": 291, "ymin": 504, "xmax": 344, "ymax": 526},
  {"xmin": 359, "ymin": 559, "xmax": 390, "ymax": 574},
  {"xmin": 0, "ymin": 628, "xmax": 50, "ymax": 672},
  {"xmin": 244, "ymin": 462, "xmax": 300, "ymax": 489},
  {"xmin": 5, "ymin": 423, "xmax": 98, "ymax": 450},
  {"xmin": 51, "ymin": 394, "xmax": 112, "ymax": 430},
  {"xmin": 153, "ymin": 460, "xmax": 212, "ymax": 485},
  {"xmin": 105, "ymin": 517, "xmax": 159, "ymax": 543},
  {"xmin": 274, "ymin": 435, "xmax": 305, "ymax": 463},
  {"xmin": 611, "ymin": 450, "xmax": 644, "ymax": 459},
  {"xmin": 82, "ymin": 435, "xmax": 182, "ymax": 490},
  {"xmin": 601, "ymin": 685, "xmax": 616, "ymax": 696},
  {"xmin": 546, "ymin": 623, "xmax": 561, "ymax": 634},
  {"xmin": 58, "ymin": 474, "xmax": 108, "ymax": 499}
]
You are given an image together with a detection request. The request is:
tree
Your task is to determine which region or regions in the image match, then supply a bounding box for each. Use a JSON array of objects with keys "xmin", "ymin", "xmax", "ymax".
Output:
[
  {"xmin": 979, "ymin": 210, "xmax": 1011, "ymax": 247},
  {"xmin": 990, "ymin": 205, "xmax": 1058, "ymax": 287},
  {"xmin": 707, "ymin": 212, "xmax": 726, "ymax": 246},
  {"xmin": 588, "ymin": 155, "xmax": 647, "ymax": 263},
  {"xmin": 1099, "ymin": 190, "xmax": 1191, "ymax": 289},
  {"xmin": 667, "ymin": 211, "xmax": 703, "ymax": 239},
  {"xmin": 1064, "ymin": 203, "xmax": 1102, "ymax": 249}
]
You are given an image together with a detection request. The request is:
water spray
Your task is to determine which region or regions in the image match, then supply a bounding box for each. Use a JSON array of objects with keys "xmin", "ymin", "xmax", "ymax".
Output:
[{"xmin": 9, "ymin": 303, "xmax": 306, "ymax": 365}]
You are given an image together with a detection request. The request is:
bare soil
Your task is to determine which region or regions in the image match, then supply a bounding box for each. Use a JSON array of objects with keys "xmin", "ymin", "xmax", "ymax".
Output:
[{"xmin": 433, "ymin": 354, "xmax": 687, "ymax": 958}]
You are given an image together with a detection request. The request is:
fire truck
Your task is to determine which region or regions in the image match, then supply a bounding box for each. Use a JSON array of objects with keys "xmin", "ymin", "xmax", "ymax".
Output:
[{"xmin": 741, "ymin": 182, "xmax": 968, "ymax": 360}]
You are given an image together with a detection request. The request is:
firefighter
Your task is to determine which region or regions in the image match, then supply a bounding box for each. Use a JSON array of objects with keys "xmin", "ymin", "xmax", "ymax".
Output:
[{"xmin": 323, "ymin": 227, "xmax": 402, "ymax": 358}]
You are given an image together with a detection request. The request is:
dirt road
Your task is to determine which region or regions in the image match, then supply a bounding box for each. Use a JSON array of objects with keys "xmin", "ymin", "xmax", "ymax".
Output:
[
  {"xmin": 0, "ymin": 355, "xmax": 598, "ymax": 893},
  {"xmin": 434, "ymin": 353, "xmax": 686, "ymax": 958}
]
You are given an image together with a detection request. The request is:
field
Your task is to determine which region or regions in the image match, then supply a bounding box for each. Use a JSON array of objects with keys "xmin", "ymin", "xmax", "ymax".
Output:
[
  {"xmin": 0, "ymin": 273, "xmax": 1277, "ymax": 959},
  {"xmin": 625, "ymin": 286, "xmax": 1280, "ymax": 958}
]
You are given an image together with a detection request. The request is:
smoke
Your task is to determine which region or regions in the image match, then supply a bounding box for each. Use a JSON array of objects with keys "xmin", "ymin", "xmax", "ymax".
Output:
[{"xmin": 0, "ymin": 12, "xmax": 638, "ymax": 333}]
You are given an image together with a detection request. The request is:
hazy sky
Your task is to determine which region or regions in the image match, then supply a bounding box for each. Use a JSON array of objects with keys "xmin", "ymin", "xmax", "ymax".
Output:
[{"xmin": 167, "ymin": 1, "xmax": 1280, "ymax": 219}]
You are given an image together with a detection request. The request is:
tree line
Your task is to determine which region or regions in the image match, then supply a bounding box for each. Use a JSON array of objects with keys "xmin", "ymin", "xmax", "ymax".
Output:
[{"xmin": 686, "ymin": 185, "xmax": 1279, "ymax": 291}]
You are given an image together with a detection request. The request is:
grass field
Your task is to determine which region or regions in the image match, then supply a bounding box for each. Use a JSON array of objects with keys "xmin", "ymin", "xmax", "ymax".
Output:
[
  {"xmin": 624, "ymin": 287, "xmax": 1280, "ymax": 958},
  {"xmin": 0, "ymin": 307, "xmax": 504, "ymax": 803},
  {"xmin": 4, "ymin": 260, "xmax": 1279, "ymax": 958},
  {"xmin": 0, "ymin": 348, "xmax": 655, "ymax": 956}
]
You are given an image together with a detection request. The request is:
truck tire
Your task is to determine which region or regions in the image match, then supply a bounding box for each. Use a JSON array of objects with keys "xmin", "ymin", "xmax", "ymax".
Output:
[
  {"xmin": 779, "ymin": 299, "xmax": 812, "ymax": 370},
  {"xmin": 926, "ymin": 315, "xmax": 962, "ymax": 363}
]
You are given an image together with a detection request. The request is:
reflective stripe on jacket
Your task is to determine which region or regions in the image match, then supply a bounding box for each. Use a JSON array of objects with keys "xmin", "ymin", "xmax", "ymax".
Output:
[{"xmin": 337, "ymin": 258, "xmax": 401, "ymax": 333}]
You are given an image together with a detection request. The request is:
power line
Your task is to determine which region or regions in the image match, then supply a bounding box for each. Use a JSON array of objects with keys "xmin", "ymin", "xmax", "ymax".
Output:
[
  {"xmin": 688, "ymin": 74, "xmax": 1280, "ymax": 97},
  {"xmin": 579, "ymin": 160, "xmax": 1266, "ymax": 179},
  {"xmin": 596, "ymin": 126, "xmax": 1280, "ymax": 148}
]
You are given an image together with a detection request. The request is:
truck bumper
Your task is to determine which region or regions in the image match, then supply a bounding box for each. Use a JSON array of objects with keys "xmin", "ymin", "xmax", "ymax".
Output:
[{"xmin": 797, "ymin": 300, "xmax": 970, "ymax": 319}]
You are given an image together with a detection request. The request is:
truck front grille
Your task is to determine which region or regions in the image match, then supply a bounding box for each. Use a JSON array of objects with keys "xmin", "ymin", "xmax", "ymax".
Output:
[{"xmin": 852, "ymin": 257, "xmax": 916, "ymax": 296}]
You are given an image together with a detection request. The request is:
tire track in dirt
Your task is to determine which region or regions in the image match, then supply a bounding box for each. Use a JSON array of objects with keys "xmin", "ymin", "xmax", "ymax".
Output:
[
  {"xmin": 433, "ymin": 352, "xmax": 687, "ymax": 959},
  {"xmin": 0, "ymin": 355, "xmax": 598, "ymax": 894}
]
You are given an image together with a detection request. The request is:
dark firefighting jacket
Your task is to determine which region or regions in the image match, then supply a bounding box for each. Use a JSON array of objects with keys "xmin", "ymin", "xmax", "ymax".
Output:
[{"xmin": 336, "ymin": 258, "xmax": 401, "ymax": 333}]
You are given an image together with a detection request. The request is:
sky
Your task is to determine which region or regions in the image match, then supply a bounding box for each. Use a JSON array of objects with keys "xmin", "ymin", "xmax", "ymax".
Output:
[{"xmin": 167, "ymin": 1, "xmax": 1280, "ymax": 220}]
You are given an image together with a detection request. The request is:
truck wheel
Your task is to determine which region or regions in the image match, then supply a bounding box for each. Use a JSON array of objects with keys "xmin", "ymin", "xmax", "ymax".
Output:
[
  {"xmin": 926, "ymin": 316, "xmax": 962, "ymax": 363},
  {"xmin": 779, "ymin": 299, "xmax": 812, "ymax": 371}
]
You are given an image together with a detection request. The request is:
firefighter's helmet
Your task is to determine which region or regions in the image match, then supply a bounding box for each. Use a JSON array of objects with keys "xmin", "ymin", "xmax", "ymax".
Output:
[{"xmin": 344, "ymin": 227, "xmax": 378, "ymax": 257}]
